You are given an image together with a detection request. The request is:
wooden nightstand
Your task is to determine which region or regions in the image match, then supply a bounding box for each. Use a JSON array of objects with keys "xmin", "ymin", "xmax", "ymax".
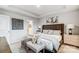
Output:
[{"xmin": 64, "ymin": 35, "xmax": 79, "ymax": 47}]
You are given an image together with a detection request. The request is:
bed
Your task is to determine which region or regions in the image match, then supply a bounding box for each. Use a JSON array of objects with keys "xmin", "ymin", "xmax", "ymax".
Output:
[
  {"xmin": 41, "ymin": 23, "xmax": 64, "ymax": 52},
  {"xmin": 21, "ymin": 23, "xmax": 64, "ymax": 53}
]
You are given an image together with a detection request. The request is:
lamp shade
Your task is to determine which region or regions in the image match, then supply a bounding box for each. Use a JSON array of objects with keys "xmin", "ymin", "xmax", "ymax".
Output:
[
  {"xmin": 67, "ymin": 24, "xmax": 74, "ymax": 29},
  {"xmin": 28, "ymin": 21, "xmax": 33, "ymax": 35},
  {"xmin": 38, "ymin": 26, "xmax": 41, "ymax": 28}
]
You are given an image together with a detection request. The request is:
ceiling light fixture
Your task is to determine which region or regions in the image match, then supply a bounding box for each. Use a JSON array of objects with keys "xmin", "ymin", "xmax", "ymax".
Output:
[{"xmin": 36, "ymin": 5, "xmax": 40, "ymax": 8}]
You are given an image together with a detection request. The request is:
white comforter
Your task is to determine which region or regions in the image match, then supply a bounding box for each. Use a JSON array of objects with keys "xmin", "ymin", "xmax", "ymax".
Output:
[{"xmin": 37, "ymin": 33, "xmax": 61, "ymax": 51}]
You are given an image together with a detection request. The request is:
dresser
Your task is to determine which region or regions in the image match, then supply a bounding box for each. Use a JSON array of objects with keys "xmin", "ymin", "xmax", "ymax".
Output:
[{"xmin": 64, "ymin": 35, "xmax": 79, "ymax": 47}]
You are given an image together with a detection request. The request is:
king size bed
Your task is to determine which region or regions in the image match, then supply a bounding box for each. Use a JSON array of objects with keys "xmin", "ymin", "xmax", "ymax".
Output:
[
  {"xmin": 21, "ymin": 23, "xmax": 64, "ymax": 53},
  {"xmin": 41, "ymin": 23, "xmax": 64, "ymax": 52}
]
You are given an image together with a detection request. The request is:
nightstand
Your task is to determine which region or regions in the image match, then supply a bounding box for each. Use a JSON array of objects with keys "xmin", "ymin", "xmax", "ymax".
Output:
[{"xmin": 64, "ymin": 35, "xmax": 79, "ymax": 47}]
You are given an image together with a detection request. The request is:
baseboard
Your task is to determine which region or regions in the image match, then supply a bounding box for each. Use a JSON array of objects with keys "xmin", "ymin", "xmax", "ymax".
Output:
[{"xmin": 64, "ymin": 43, "xmax": 79, "ymax": 48}]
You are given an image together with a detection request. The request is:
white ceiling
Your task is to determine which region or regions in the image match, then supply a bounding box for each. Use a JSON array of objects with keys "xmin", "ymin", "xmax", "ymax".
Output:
[
  {"xmin": 12, "ymin": 5, "xmax": 64, "ymax": 15},
  {"xmin": 0, "ymin": 5, "xmax": 79, "ymax": 18}
]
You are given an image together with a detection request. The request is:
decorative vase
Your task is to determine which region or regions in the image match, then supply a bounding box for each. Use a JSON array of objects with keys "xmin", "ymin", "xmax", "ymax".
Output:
[{"xmin": 32, "ymin": 34, "xmax": 37, "ymax": 44}]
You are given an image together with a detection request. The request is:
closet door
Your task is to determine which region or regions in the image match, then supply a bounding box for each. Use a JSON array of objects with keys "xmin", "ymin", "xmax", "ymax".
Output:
[{"xmin": 0, "ymin": 15, "xmax": 11, "ymax": 52}]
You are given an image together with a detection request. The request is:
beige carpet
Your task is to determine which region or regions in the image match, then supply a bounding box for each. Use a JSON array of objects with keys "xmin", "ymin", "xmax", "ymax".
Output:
[
  {"xmin": 58, "ymin": 44, "xmax": 79, "ymax": 53},
  {"xmin": 0, "ymin": 37, "xmax": 11, "ymax": 53},
  {"xmin": 10, "ymin": 41, "xmax": 79, "ymax": 53}
]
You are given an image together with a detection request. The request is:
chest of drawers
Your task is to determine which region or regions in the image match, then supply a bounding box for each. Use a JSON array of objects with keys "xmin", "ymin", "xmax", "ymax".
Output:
[{"xmin": 64, "ymin": 35, "xmax": 79, "ymax": 47}]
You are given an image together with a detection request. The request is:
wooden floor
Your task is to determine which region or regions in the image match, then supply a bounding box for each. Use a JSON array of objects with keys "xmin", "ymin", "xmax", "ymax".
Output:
[{"xmin": 0, "ymin": 37, "xmax": 11, "ymax": 53}]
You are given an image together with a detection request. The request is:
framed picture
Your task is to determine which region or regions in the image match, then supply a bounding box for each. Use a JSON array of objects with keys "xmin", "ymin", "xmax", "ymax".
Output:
[
  {"xmin": 46, "ymin": 17, "xmax": 52, "ymax": 23},
  {"xmin": 12, "ymin": 18, "xmax": 24, "ymax": 30},
  {"xmin": 46, "ymin": 16, "xmax": 58, "ymax": 23},
  {"xmin": 51, "ymin": 16, "xmax": 58, "ymax": 23}
]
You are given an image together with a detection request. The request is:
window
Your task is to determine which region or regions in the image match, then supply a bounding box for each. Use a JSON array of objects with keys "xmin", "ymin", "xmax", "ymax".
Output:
[{"xmin": 12, "ymin": 18, "xmax": 24, "ymax": 30}]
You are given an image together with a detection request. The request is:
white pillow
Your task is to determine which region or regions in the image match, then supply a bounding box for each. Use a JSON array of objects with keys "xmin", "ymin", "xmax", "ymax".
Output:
[
  {"xmin": 48, "ymin": 30, "xmax": 61, "ymax": 35},
  {"xmin": 40, "ymin": 33, "xmax": 62, "ymax": 42},
  {"xmin": 48, "ymin": 30, "xmax": 54, "ymax": 35},
  {"xmin": 43, "ymin": 30, "xmax": 49, "ymax": 34},
  {"xmin": 47, "ymin": 34, "xmax": 62, "ymax": 42},
  {"xmin": 53, "ymin": 30, "xmax": 61, "ymax": 35},
  {"xmin": 39, "ymin": 33, "xmax": 49, "ymax": 39}
]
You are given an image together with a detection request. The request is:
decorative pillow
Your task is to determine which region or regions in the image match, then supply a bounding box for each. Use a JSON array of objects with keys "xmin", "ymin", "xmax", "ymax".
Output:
[
  {"xmin": 43, "ymin": 30, "xmax": 49, "ymax": 34},
  {"xmin": 48, "ymin": 30, "xmax": 61, "ymax": 35},
  {"xmin": 53, "ymin": 30, "xmax": 61, "ymax": 35},
  {"xmin": 39, "ymin": 33, "xmax": 50, "ymax": 40},
  {"xmin": 48, "ymin": 30, "xmax": 54, "ymax": 35},
  {"xmin": 39, "ymin": 33, "xmax": 61, "ymax": 42}
]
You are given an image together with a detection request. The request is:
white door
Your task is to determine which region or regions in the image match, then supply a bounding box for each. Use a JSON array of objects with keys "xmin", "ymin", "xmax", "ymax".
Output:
[{"xmin": 0, "ymin": 15, "xmax": 11, "ymax": 45}]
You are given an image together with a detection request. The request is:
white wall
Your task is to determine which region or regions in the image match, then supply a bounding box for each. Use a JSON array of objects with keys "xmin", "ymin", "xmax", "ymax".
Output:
[
  {"xmin": 1, "ymin": 9, "xmax": 79, "ymax": 45},
  {"xmin": 10, "ymin": 17, "xmax": 39, "ymax": 43},
  {"xmin": 39, "ymin": 10, "xmax": 79, "ymax": 26},
  {"xmin": 0, "ymin": 15, "xmax": 11, "ymax": 45},
  {"xmin": 0, "ymin": 11, "xmax": 39, "ymax": 44},
  {"xmin": 39, "ymin": 10, "xmax": 79, "ymax": 34}
]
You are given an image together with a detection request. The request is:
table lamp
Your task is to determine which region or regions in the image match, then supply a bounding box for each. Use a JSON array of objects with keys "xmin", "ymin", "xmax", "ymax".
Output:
[{"xmin": 67, "ymin": 24, "xmax": 74, "ymax": 35}]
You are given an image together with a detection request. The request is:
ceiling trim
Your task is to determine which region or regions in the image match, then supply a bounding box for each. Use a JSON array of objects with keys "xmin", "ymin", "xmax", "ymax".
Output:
[
  {"xmin": 39, "ymin": 7, "xmax": 79, "ymax": 18},
  {"xmin": 0, "ymin": 5, "xmax": 79, "ymax": 19},
  {"xmin": 0, "ymin": 6, "xmax": 39, "ymax": 18},
  {"xmin": 11, "ymin": 6, "xmax": 40, "ymax": 16}
]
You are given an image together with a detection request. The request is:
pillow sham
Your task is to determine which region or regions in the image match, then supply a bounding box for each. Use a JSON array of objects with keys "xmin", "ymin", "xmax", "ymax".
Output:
[
  {"xmin": 43, "ymin": 30, "xmax": 49, "ymax": 34},
  {"xmin": 48, "ymin": 30, "xmax": 61, "ymax": 35},
  {"xmin": 48, "ymin": 30, "xmax": 54, "ymax": 35},
  {"xmin": 53, "ymin": 30, "xmax": 61, "ymax": 35}
]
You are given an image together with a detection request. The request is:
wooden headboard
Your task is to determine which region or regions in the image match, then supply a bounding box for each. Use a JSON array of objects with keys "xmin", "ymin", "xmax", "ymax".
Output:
[{"xmin": 42, "ymin": 23, "xmax": 64, "ymax": 44}]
